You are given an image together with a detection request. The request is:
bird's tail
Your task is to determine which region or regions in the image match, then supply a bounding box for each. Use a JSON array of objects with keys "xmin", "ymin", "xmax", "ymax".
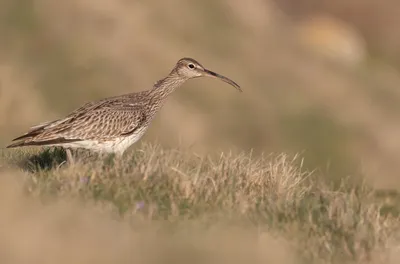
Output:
[
  {"xmin": 6, "ymin": 140, "xmax": 32, "ymax": 149},
  {"xmin": 6, "ymin": 121, "xmax": 52, "ymax": 149}
]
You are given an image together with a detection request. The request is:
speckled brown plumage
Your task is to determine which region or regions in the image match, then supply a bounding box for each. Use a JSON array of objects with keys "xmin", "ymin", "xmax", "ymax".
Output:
[{"xmin": 6, "ymin": 58, "xmax": 241, "ymax": 156}]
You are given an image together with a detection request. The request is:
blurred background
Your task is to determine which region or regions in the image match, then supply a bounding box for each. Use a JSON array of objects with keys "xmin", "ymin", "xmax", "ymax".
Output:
[{"xmin": 1, "ymin": 0, "xmax": 400, "ymax": 188}]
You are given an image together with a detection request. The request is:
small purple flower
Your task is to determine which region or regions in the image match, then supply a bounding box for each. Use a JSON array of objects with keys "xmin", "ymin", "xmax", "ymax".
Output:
[
  {"xmin": 80, "ymin": 176, "xmax": 90, "ymax": 184},
  {"xmin": 136, "ymin": 201, "xmax": 145, "ymax": 210}
]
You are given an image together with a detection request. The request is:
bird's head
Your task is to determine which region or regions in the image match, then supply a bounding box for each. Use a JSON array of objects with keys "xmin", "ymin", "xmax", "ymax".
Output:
[{"xmin": 172, "ymin": 58, "xmax": 242, "ymax": 92}]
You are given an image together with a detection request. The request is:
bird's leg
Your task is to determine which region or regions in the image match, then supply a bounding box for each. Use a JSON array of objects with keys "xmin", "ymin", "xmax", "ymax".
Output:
[
  {"xmin": 66, "ymin": 148, "xmax": 75, "ymax": 165},
  {"xmin": 115, "ymin": 151, "xmax": 124, "ymax": 160},
  {"xmin": 57, "ymin": 148, "xmax": 74, "ymax": 169}
]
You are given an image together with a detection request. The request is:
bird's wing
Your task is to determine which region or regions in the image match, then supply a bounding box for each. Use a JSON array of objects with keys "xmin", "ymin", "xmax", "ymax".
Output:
[
  {"xmin": 7, "ymin": 102, "xmax": 148, "ymax": 147},
  {"xmin": 8, "ymin": 99, "xmax": 111, "ymax": 142},
  {"xmin": 57, "ymin": 105, "xmax": 148, "ymax": 141}
]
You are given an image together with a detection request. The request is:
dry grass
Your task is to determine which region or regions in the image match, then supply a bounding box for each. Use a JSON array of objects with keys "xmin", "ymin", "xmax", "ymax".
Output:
[
  {"xmin": 0, "ymin": 143, "xmax": 400, "ymax": 264},
  {"xmin": 2, "ymin": 1, "xmax": 400, "ymax": 262}
]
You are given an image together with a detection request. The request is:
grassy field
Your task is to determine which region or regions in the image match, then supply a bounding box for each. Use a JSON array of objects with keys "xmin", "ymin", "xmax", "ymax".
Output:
[
  {"xmin": 2, "ymin": 0, "xmax": 400, "ymax": 263},
  {"xmin": 1, "ymin": 144, "xmax": 399, "ymax": 264}
]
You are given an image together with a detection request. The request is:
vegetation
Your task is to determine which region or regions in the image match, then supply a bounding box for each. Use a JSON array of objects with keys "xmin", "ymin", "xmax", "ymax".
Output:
[
  {"xmin": 1, "ymin": 144, "xmax": 399, "ymax": 264},
  {"xmin": 2, "ymin": 0, "xmax": 400, "ymax": 263}
]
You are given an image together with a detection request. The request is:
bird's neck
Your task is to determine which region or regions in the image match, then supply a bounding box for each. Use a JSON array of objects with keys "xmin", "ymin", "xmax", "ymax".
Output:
[{"xmin": 149, "ymin": 71, "xmax": 187, "ymax": 100}]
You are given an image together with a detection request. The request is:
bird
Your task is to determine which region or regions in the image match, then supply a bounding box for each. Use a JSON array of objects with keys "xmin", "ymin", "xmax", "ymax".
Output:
[{"xmin": 6, "ymin": 58, "xmax": 241, "ymax": 163}]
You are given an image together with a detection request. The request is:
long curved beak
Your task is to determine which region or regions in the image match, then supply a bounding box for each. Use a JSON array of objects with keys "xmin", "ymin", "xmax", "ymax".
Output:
[{"xmin": 203, "ymin": 69, "xmax": 242, "ymax": 92}]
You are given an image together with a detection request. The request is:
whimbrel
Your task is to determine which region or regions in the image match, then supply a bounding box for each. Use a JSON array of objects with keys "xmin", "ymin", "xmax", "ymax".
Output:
[{"xmin": 6, "ymin": 58, "xmax": 241, "ymax": 162}]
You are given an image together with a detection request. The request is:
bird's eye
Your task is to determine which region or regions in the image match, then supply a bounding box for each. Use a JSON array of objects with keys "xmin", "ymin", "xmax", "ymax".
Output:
[{"xmin": 188, "ymin": 63, "xmax": 195, "ymax": 69}]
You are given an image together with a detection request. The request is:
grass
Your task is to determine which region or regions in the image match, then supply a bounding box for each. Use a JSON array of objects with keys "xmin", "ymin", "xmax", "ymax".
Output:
[
  {"xmin": 0, "ymin": 143, "xmax": 399, "ymax": 264},
  {"xmin": 1, "ymin": 1, "xmax": 400, "ymax": 263}
]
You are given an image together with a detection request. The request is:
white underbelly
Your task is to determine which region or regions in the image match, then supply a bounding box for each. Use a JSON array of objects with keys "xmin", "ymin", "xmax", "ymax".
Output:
[{"xmin": 56, "ymin": 129, "xmax": 147, "ymax": 154}]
